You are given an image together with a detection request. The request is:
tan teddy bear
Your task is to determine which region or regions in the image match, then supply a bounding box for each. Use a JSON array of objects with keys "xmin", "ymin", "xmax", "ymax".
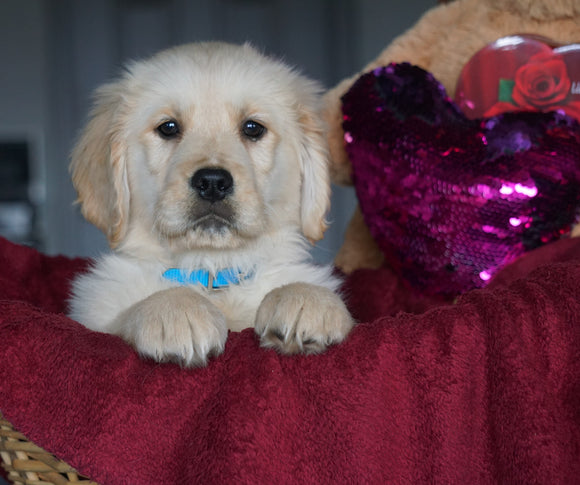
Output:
[{"xmin": 323, "ymin": 0, "xmax": 580, "ymax": 274}]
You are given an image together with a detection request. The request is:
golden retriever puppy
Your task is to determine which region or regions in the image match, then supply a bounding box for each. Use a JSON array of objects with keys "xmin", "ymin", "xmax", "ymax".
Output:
[{"xmin": 68, "ymin": 42, "xmax": 354, "ymax": 366}]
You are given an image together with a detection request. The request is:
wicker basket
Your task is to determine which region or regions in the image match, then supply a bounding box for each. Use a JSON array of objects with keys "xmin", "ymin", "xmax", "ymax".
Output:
[{"xmin": 0, "ymin": 412, "xmax": 98, "ymax": 485}]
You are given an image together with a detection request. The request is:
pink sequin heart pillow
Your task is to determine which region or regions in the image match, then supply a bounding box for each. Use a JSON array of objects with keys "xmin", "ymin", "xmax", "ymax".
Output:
[{"xmin": 342, "ymin": 63, "xmax": 580, "ymax": 296}]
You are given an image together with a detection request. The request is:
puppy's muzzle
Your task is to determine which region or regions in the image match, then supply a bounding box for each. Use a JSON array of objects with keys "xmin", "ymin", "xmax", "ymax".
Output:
[{"xmin": 191, "ymin": 168, "xmax": 234, "ymax": 202}]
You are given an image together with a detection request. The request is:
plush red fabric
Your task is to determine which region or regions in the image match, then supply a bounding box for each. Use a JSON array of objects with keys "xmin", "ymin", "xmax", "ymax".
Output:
[{"xmin": 0, "ymin": 236, "xmax": 579, "ymax": 484}]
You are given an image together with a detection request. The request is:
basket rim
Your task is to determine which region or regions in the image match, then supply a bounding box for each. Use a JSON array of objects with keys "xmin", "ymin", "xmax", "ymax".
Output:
[{"xmin": 0, "ymin": 411, "xmax": 99, "ymax": 485}]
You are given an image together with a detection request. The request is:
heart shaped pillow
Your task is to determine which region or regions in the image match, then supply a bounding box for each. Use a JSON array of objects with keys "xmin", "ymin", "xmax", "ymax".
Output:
[{"xmin": 342, "ymin": 63, "xmax": 580, "ymax": 296}]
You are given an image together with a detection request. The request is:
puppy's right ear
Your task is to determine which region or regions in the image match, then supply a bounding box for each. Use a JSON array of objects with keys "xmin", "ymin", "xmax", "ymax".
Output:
[{"xmin": 70, "ymin": 82, "xmax": 130, "ymax": 248}]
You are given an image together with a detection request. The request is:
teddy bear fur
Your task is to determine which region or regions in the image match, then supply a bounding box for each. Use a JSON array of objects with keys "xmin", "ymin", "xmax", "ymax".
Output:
[{"xmin": 323, "ymin": 0, "xmax": 580, "ymax": 274}]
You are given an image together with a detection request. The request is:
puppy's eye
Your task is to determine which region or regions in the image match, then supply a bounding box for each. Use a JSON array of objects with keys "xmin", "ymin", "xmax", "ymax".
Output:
[
  {"xmin": 241, "ymin": 120, "xmax": 266, "ymax": 141},
  {"xmin": 156, "ymin": 120, "xmax": 181, "ymax": 139}
]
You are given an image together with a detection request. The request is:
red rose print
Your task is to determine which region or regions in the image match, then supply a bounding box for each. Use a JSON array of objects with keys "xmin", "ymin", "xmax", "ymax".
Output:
[
  {"xmin": 512, "ymin": 52, "xmax": 571, "ymax": 109},
  {"xmin": 457, "ymin": 36, "xmax": 580, "ymax": 122}
]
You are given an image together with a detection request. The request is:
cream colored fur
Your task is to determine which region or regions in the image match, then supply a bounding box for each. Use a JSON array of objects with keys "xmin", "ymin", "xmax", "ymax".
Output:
[{"xmin": 68, "ymin": 42, "xmax": 353, "ymax": 366}]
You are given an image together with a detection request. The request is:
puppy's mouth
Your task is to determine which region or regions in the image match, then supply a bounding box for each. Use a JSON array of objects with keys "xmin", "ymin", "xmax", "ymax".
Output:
[
  {"xmin": 192, "ymin": 213, "xmax": 232, "ymax": 232},
  {"xmin": 190, "ymin": 202, "xmax": 235, "ymax": 233}
]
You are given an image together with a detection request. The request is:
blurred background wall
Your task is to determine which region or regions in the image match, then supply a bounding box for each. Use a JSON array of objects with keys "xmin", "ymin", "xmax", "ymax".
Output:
[{"xmin": 0, "ymin": 0, "xmax": 433, "ymax": 263}]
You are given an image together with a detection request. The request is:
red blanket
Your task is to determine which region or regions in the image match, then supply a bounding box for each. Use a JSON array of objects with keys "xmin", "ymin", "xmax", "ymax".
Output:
[{"xmin": 1, "ymin": 236, "xmax": 579, "ymax": 484}]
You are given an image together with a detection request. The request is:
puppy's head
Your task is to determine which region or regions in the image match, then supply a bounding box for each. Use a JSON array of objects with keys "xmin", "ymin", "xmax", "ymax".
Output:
[{"xmin": 70, "ymin": 42, "xmax": 330, "ymax": 253}]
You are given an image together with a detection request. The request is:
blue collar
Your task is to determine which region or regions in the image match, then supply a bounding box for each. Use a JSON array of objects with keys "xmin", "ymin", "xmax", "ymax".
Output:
[{"xmin": 162, "ymin": 267, "xmax": 254, "ymax": 289}]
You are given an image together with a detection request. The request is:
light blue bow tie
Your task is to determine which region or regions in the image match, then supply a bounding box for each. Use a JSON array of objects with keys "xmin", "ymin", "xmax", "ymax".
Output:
[{"xmin": 162, "ymin": 268, "xmax": 254, "ymax": 289}]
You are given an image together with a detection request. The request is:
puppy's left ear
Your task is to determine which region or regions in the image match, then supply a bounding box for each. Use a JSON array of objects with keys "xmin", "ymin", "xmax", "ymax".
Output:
[{"xmin": 297, "ymin": 101, "xmax": 331, "ymax": 243}]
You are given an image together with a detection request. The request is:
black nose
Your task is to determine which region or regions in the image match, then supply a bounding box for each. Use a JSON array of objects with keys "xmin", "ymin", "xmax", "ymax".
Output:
[{"xmin": 191, "ymin": 168, "xmax": 234, "ymax": 202}]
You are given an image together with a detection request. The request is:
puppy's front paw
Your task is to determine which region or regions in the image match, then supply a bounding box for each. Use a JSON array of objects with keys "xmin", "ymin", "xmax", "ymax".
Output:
[
  {"xmin": 115, "ymin": 287, "xmax": 227, "ymax": 366},
  {"xmin": 255, "ymin": 283, "xmax": 354, "ymax": 355}
]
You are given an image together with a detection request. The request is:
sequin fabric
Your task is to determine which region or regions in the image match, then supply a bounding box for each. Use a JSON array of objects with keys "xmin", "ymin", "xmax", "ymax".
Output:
[{"xmin": 342, "ymin": 63, "xmax": 580, "ymax": 296}]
